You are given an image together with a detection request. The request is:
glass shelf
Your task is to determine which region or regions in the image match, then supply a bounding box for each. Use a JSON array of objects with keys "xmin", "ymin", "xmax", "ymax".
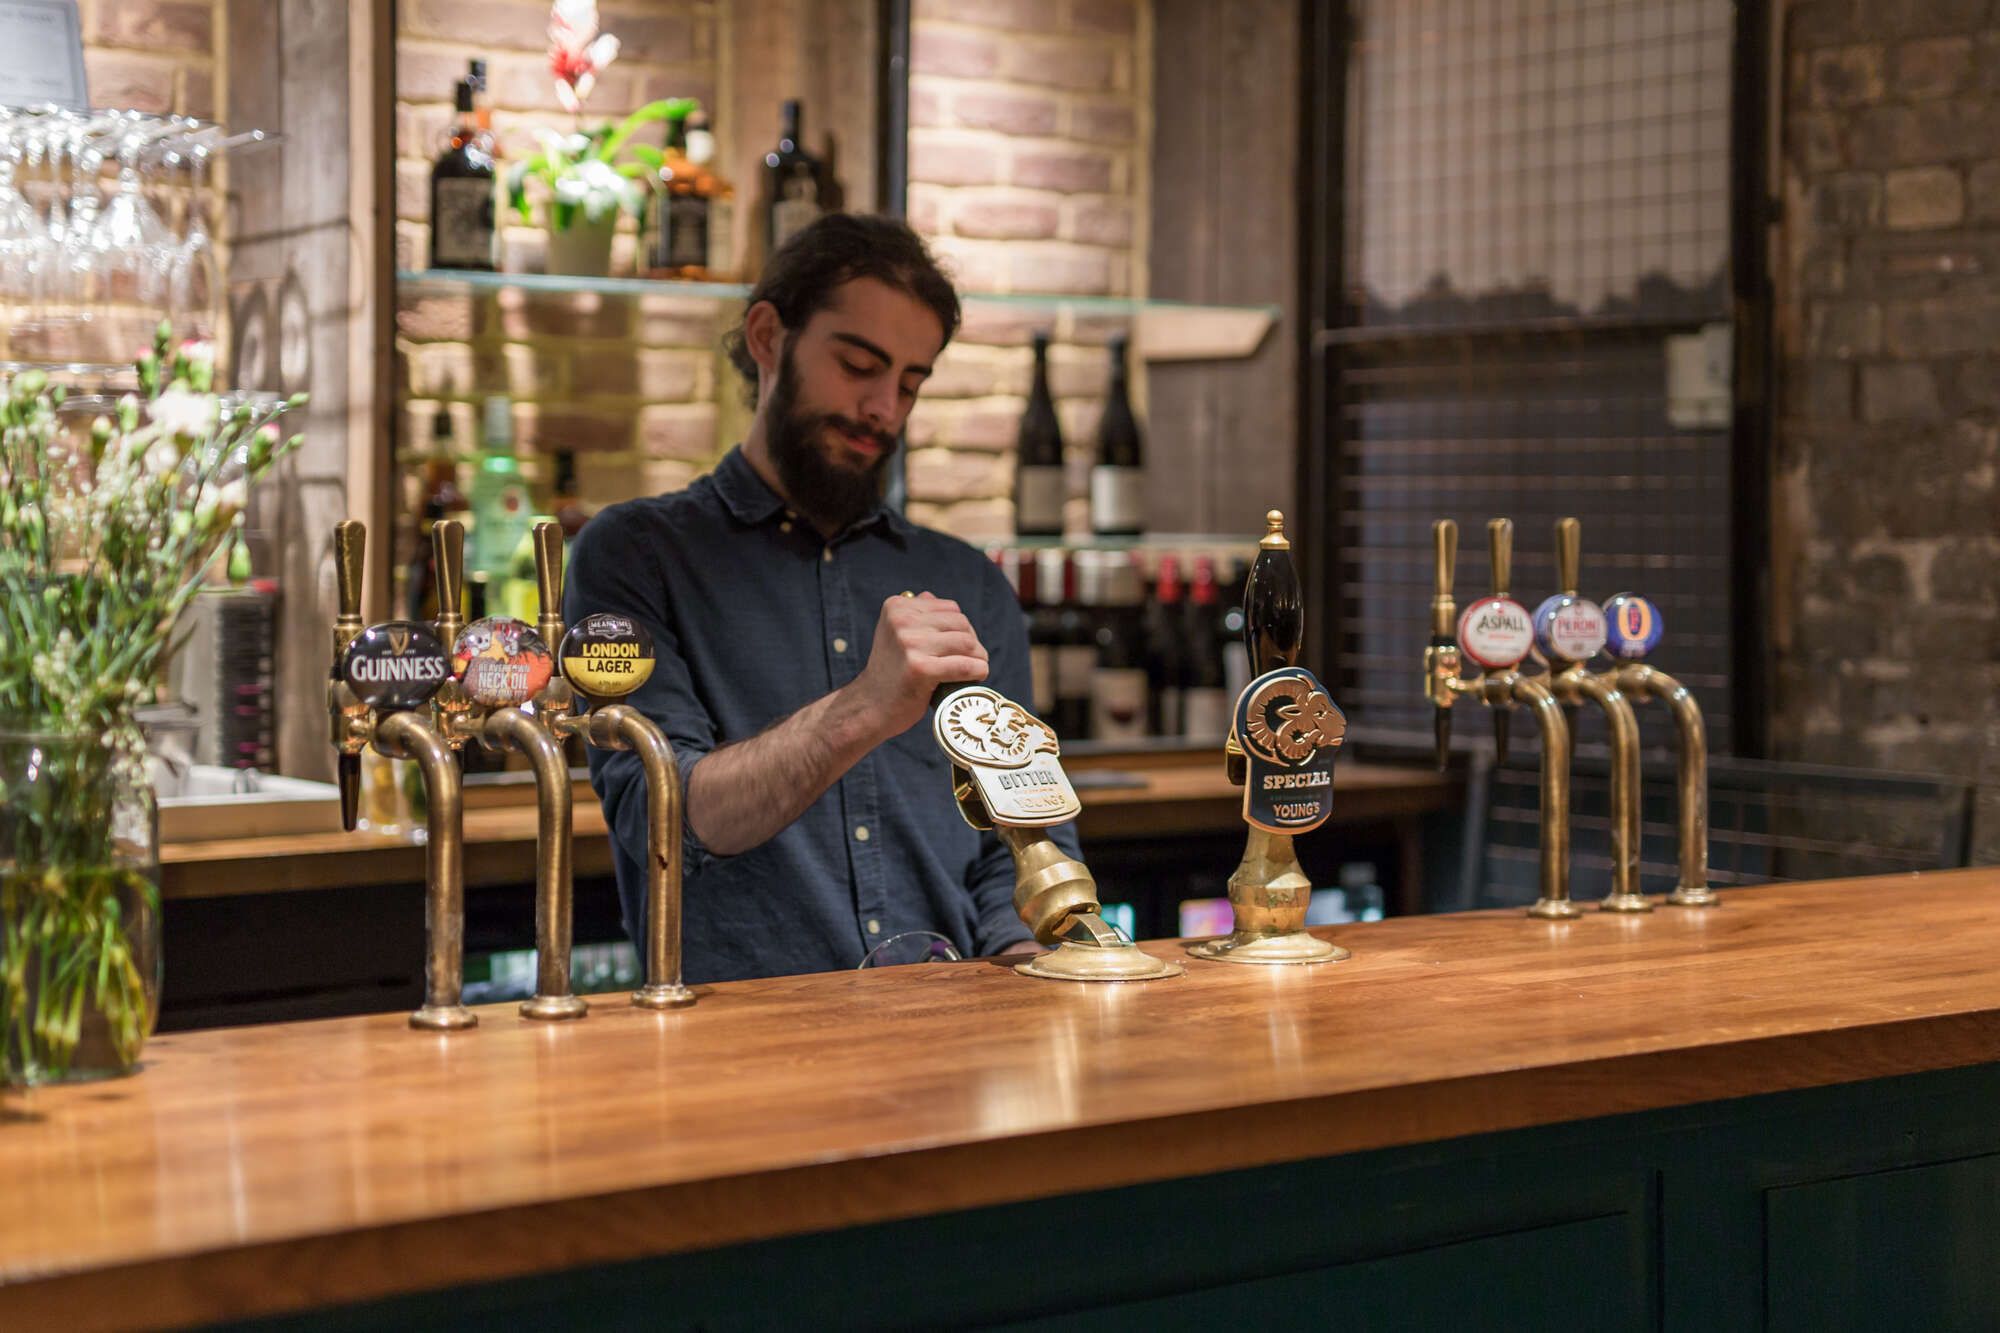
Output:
[{"xmin": 396, "ymin": 269, "xmax": 1280, "ymax": 361}]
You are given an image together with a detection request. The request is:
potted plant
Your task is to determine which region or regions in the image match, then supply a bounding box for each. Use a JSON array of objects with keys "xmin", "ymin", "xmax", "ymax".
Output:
[
  {"xmin": 506, "ymin": 0, "xmax": 693, "ymax": 276},
  {"xmin": 0, "ymin": 329, "xmax": 303, "ymax": 1083}
]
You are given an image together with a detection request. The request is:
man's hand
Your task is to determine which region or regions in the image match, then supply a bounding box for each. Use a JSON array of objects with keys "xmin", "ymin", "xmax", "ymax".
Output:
[{"xmin": 841, "ymin": 592, "xmax": 990, "ymax": 741}]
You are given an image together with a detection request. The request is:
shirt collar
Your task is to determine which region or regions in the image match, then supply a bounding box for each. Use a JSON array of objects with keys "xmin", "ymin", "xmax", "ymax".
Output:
[{"xmin": 710, "ymin": 444, "xmax": 911, "ymax": 544}]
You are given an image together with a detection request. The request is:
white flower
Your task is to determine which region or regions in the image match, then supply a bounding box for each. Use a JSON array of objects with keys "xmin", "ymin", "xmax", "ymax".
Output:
[
  {"xmin": 150, "ymin": 386, "xmax": 219, "ymax": 439},
  {"xmin": 142, "ymin": 435, "xmax": 180, "ymax": 477},
  {"xmin": 214, "ymin": 477, "xmax": 247, "ymax": 513},
  {"xmin": 178, "ymin": 338, "xmax": 216, "ymax": 370}
]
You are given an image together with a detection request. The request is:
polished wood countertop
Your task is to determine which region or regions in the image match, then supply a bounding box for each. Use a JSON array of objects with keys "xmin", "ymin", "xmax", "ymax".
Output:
[
  {"xmin": 158, "ymin": 754, "xmax": 1452, "ymax": 899},
  {"xmin": 12, "ymin": 869, "xmax": 2000, "ymax": 1327}
]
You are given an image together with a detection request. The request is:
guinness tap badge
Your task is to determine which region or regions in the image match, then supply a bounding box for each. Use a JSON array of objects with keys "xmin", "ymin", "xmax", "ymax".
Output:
[
  {"xmin": 559, "ymin": 613, "xmax": 656, "ymax": 700},
  {"xmin": 341, "ymin": 620, "xmax": 450, "ymax": 711},
  {"xmin": 1233, "ymin": 667, "xmax": 1346, "ymax": 834},
  {"xmin": 933, "ymin": 686, "xmax": 1080, "ymax": 827},
  {"xmin": 452, "ymin": 616, "xmax": 554, "ymax": 708}
]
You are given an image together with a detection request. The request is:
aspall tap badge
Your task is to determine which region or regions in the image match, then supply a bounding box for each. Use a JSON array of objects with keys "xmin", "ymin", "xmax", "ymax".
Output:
[
  {"xmin": 933, "ymin": 685, "xmax": 1080, "ymax": 827},
  {"xmin": 1602, "ymin": 592, "xmax": 1663, "ymax": 660},
  {"xmin": 1233, "ymin": 667, "xmax": 1347, "ymax": 834},
  {"xmin": 452, "ymin": 616, "xmax": 555, "ymax": 708},
  {"xmin": 1532, "ymin": 593, "xmax": 1609, "ymax": 665},
  {"xmin": 559, "ymin": 613, "xmax": 656, "ymax": 700},
  {"xmin": 341, "ymin": 620, "xmax": 450, "ymax": 712},
  {"xmin": 1457, "ymin": 594, "xmax": 1534, "ymax": 670}
]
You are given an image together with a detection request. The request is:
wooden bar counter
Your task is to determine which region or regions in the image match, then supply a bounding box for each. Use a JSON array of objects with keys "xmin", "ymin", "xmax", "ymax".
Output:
[{"xmin": 8, "ymin": 870, "xmax": 2000, "ymax": 1329}]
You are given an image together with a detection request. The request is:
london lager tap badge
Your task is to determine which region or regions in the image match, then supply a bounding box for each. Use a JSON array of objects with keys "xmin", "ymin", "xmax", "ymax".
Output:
[
  {"xmin": 341, "ymin": 620, "xmax": 450, "ymax": 712},
  {"xmin": 559, "ymin": 613, "xmax": 655, "ymax": 700},
  {"xmin": 933, "ymin": 685, "xmax": 1080, "ymax": 827},
  {"xmin": 452, "ymin": 616, "xmax": 554, "ymax": 708},
  {"xmin": 1233, "ymin": 667, "xmax": 1346, "ymax": 834}
]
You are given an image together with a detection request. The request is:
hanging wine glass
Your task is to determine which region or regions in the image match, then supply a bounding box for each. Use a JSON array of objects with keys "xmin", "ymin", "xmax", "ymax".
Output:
[{"xmin": 167, "ymin": 129, "xmax": 222, "ymax": 345}]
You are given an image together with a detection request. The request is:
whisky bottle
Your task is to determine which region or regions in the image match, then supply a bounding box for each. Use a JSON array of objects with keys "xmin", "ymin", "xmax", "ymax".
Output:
[
  {"xmin": 644, "ymin": 106, "xmax": 712, "ymax": 279},
  {"xmin": 764, "ymin": 99, "xmax": 827, "ymax": 258},
  {"xmin": 1014, "ymin": 332, "xmax": 1066, "ymax": 537},
  {"xmin": 1090, "ymin": 332, "xmax": 1143, "ymax": 536},
  {"xmin": 686, "ymin": 108, "xmax": 737, "ymax": 280},
  {"xmin": 430, "ymin": 77, "xmax": 496, "ymax": 271}
]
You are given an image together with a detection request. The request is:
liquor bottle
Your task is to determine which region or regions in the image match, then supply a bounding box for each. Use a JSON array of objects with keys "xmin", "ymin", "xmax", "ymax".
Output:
[
  {"xmin": 1144, "ymin": 554, "xmax": 1186, "ymax": 738},
  {"xmin": 467, "ymin": 396, "xmax": 532, "ymax": 590},
  {"xmin": 1090, "ymin": 553, "xmax": 1149, "ymax": 744},
  {"xmin": 1029, "ymin": 549, "xmax": 1065, "ymax": 720},
  {"xmin": 430, "ymin": 77, "xmax": 496, "ymax": 271},
  {"xmin": 467, "ymin": 59, "xmax": 492, "ymax": 136},
  {"xmin": 1015, "ymin": 332, "xmax": 1066, "ymax": 537},
  {"xmin": 685, "ymin": 107, "xmax": 736, "ymax": 280},
  {"xmin": 1182, "ymin": 555, "xmax": 1232, "ymax": 740},
  {"xmin": 405, "ymin": 407, "xmax": 468, "ymax": 620},
  {"xmin": 763, "ymin": 99, "xmax": 827, "ymax": 258},
  {"xmin": 1054, "ymin": 551, "xmax": 1096, "ymax": 740},
  {"xmin": 551, "ymin": 450, "xmax": 589, "ymax": 541},
  {"xmin": 1090, "ymin": 332, "xmax": 1143, "ymax": 537},
  {"xmin": 643, "ymin": 106, "xmax": 712, "ymax": 279},
  {"xmin": 1219, "ymin": 555, "xmax": 1253, "ymax": 705}
]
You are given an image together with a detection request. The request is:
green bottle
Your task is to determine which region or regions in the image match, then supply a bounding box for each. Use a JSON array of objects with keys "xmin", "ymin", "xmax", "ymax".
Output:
[{"xmin": 467, "ymin": 395, "xmax": 531, "ymax": 584}]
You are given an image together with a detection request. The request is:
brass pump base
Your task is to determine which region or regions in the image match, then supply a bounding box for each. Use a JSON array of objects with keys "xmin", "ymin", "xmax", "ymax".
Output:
[
  {"xmin": 1666, "ymin": 883, "xmax": 1720, "ymax": 908},
  {"xmin": 1599, "ymin": 892, "xmax": 1654, "ymax": 914},
  {"xmin": 1186, "ymin": 930, "xmax": 1350, "ymax": 965},
  {"xmin": 410, "ymin": 1004, "xmax": 477, "ymax": 1031},
  {"xmin": 520, "ymin": 994, "xmax": 589, "ymax": 1021},
  {"xmin": 633, "ymin": 982, "xmax": 697, "ymax": 1009},
  {"xmin": 1528, "ymin": 897, "xmax": 1583, "ymax": 920},
  {"xmin": 1015, "ymin": 942, "xmax": 1184, "ymax": 982}
]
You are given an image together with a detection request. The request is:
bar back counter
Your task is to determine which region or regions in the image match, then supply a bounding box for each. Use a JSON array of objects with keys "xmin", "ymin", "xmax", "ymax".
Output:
[{"xmin": 4, "ymin": 870, "xmax": 2000, "ymax": 1330}]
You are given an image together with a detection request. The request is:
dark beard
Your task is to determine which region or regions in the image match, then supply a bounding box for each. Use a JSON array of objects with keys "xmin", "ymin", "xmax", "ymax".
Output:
[{"xmin": 765, "ymin": 344, "xmax": 899, "ymax": 534}]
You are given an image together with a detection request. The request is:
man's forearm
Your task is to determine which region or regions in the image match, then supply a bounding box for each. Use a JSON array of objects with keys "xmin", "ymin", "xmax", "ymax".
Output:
[{"xmin": 685, "ymin": 685, "xmax": 883, "ymax": 856}]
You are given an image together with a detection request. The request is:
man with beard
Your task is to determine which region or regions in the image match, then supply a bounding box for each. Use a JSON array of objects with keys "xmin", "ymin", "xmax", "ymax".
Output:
[{"xmin": 565, "ymin": 214, "xmax": 1076, "ymax": 982}]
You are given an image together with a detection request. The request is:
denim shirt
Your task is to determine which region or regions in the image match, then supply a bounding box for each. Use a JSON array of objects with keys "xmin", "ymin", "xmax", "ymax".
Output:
[{"xmin": 564, "ymin": 446, "xmax": 1078, "ymax": 983}]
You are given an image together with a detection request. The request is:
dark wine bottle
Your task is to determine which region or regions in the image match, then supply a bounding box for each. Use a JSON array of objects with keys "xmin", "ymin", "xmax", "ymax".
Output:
[
  {"xmin": 1090, "ymin": 554, "xmax": 1149, "ymax": 743},
  {"xmin": 1029, "ymin": 549, "xmax": 1064, "ymax": 719},
  {"xmin": 1144, "ymin": 554, "xmax": 1187, "ymax": 738},
  {"xmin": 1182, "ymin": 555, "xmax": 1231, "ymax": 741},
  {"xmin": 1014, "ymin": 332, "xmax": 1065, "ymax": 537},
  {"xmin": 1054, "ymin": 552, "xmax": 1096, "ymax": 740},
  {"xmin": 1090, "ymin": 332, "xmax": 1143, "ymax": 536},
  {"xmin": 430, "ymin": 78, "xmax": 495, "ymax": 271},
  {"xmin": 764, "ymin": 99, "xmax": 827, "ymax": 258}
]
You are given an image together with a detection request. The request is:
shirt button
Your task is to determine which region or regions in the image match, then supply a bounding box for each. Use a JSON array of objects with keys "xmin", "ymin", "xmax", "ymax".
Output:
[
  {"xmin": 780, "ymin": 520, "xmax": 793, "ymax": 534},
  {"xmin": 867, "ymin": 919, "xmax": 882, "ymax": 935},
  {"xmin": 832, "ymin": 636, "xmax": 848, "ymax": 653},
  {"xmin": 854, "ymin": 825, "xmax": 870, "ymax": 842},
  {"xmin": 823, "ymin": 547, "xmax": 833, "ymax": 563}
]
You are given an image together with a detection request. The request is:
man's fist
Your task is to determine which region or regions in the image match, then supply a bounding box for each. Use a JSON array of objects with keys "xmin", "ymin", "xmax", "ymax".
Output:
[{"xmin": 848, "ymin": 592, "xmax": 990, "ymax": 739}]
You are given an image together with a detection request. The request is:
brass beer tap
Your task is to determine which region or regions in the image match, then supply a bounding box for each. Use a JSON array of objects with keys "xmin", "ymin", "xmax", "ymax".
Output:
[
  {"xmin": 1188, "ymin": 511, "xmax": 1350, "ymax": 965},
  {"xmin": 428, "ymin": 520, "xmax": 587, "ymax": 1022},
  {"xmin": 1427, "ymin": 518, "xmax": 1578, "ymax": 918},
  {"xmin": 1531, "ymin": 518, "xmax": 1648, "ymax": 913},
  {"xmin": 934, "ymin": 686, "xmax": 1182, "ymax": 981},
  {"xmin": 327, "ymin": 521, "xmax": 473, "ymax": 1031},
  {"xmin": 534, "ymin": 522, "xmax": 697, "ymax": 1009}
]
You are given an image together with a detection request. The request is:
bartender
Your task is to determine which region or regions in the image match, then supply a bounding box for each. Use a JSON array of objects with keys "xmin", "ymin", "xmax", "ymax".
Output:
[{"xmin": 566, "ymin": 214, "xmax": 1076, "ymax": 983}]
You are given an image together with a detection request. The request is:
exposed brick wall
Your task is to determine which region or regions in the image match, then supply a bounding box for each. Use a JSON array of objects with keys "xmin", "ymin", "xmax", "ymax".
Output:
[
  {"xmin": 1773, "ymin": 0, "xmax": 2000, "ymax": 852},
  {"xmin": 392, "ymin": 2, "xmax": 725, "ymax": 580},
  {"xmin": 79, "ymin": 0, "xmax": 220, "ymax": 120},
  {"xmin": 903, "ymin": 0, "xmax": 1148, "ymax": 539}
]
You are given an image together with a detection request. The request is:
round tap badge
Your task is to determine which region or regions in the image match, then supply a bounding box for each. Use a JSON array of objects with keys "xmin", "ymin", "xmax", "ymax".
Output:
[
  {"xmin": 341, "ymin": 620, "xmax": 450, "ymax": 711},
  {"xmin": 1532, "ymin": 594, "xmax": 1609, "ymax": 664},
  {"xmin": 1603, "ymin": 592, "xmax": 1663, "ymax": 660},
  {"xmin": 452, "ymin": 616, "xmax": 554, "ymax": 708},
  {"xmin": 559, "ymin": 613, "xmax": 656, "ymax": 699},
  {"xmin": 1457, "ymin": 595, "xmax": 1535, "ymax": 670}
]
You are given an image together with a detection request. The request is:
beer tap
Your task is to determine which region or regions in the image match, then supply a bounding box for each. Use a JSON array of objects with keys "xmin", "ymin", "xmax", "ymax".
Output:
[
  {"xmin": 1531, "ymin": 518, "xmax": 1648, "ymax": 913},
  {"xmin": 533, "ymin": 522, "xmax": 697, "ymax": 1009},
  {"xmin": 1188, "ymin": 511, "xmax": 1350, "ymax": 965},
  {"xmin": 1427, "ymin": 518, "xmax": 1578, "ymax": 918},
  {"xmin": 428, "ymin": 520, "xmax": 587, "ymax": 1022},
  {"xmin": 327, "ymin": 521, "xmax": 473, "ymax": 1031},
  {"xmin": 934, "ymin": 686, "xmax": 1182, "ymax": 981},
  {"xmin": 1602, "ymin": 588, "xmax": 1716, "ymax": 909}
]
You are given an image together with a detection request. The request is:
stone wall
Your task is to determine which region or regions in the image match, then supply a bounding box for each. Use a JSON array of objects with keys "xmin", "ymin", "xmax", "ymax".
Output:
[{"xmin": 1773, "ymin": 0, "xmax": 2000, "ymax": 852}]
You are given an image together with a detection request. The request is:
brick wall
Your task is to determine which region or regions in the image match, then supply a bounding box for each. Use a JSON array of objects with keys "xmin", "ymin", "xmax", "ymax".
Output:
[
  {"xmin": 1773, "ymin": 0, "xmax": 2000, "ymax": 851},
  {"xmin": 901, "ymin": 0, "xmax": 1148, "ymax": 540},
  {"xmin": 393, "ymin": 1, "xmax": 726, "ymax": 576},
  {"xmin": 79, "ymin": 0, "xmax": 220, "ymax": 120}
]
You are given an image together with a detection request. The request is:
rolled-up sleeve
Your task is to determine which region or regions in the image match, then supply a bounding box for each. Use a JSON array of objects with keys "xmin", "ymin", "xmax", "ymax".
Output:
[
  {"xmin": 964, "ymin": 563, "xmax": 1084, "ymax": 954},
  {"xmin": 564, "ymin": 508, "xmax": 729, "ymax": 880}
]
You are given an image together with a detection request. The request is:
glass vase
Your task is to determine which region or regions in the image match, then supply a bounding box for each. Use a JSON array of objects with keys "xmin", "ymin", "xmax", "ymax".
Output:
[{"xmin": 0, "ymin": 727, "xmax": 162, "ymax": 1085}]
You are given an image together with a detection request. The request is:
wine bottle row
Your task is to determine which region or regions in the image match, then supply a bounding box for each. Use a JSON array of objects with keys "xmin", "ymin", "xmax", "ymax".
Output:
[
  {"xmin": 994, "ymin": 547, "xmax": 1254, "ymax": 746},
  {"xmin": 1014, "ymin": 330, "xmax": 1144, "ymax": 541}
]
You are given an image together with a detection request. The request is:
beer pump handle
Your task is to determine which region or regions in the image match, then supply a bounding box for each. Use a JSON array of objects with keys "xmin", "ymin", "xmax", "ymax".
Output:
[
  {"xmin": 1555, "ymin": 515, "xmax": 1581, "ymax": 598},
  {"xmin": 534, "ymin": 520, "xmax": 566, "ymax": 648},
  {"xmin": 332, "ymin": 521, "xmax": 365, "ymax": 831},
  {"xmin": 1429, "ymin": 519, "xmax": 1458, "ymax": 769},
  {"xmin": 1244, "ymin": 509, "xmax": 1304, "ymax": 675},
  {"xmin": 433, "ymin": 519, "xmax": 465, "ymax": 649},
  {"xmin": 1488, "ymin": 517, "xmax": 1514, "ymax": 765}
]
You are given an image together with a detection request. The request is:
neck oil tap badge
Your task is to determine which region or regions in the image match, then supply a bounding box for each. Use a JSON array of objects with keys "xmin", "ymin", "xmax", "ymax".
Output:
[
  {"xmin": 452, "ymin": 616, "xmax": 554, "ymax": 707},
  {"xmin": 559, "ymin": 613, "xmax": 655, "ymax": 700},
  {"xmin": 1234, "ymin": 667, "xmax": 1346, "ymax": 833},
  {"xmin": 933, "ymin": 686, "xmax": 1080, "ymax": 827}
]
